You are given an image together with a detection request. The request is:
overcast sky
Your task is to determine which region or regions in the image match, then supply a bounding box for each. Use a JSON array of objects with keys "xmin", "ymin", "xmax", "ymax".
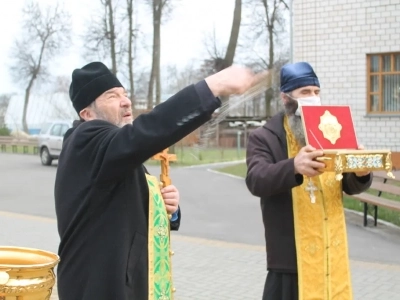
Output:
[{"xmin": 0, "ymin": 0, "xmax": 237, "ymax": 95}]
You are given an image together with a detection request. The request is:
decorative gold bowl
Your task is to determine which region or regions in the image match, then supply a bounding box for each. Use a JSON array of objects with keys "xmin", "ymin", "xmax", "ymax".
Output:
[
  {"xmin": 0, "ymin": 246, "xmax": 59, "ymax": 299},
  {"xmin": 317, "ymin": 149, "xmax": 395, "ymax": 181}
]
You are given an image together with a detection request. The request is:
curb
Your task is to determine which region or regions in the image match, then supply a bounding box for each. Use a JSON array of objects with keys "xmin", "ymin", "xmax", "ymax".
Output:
[
  {"xmin": 181, "ymin": 159, "xmax": 245, "ymax": 169},
  {"xmin": 344, "ymin": 208, "xmax": 400, "ymax": 230},
  {"xmin": 201, "ymin": 168, "xmax": 400, "ymax": 231},
  {"xmin": 206, "ymin": 168, "xmax": 245, "ymax": 180}
]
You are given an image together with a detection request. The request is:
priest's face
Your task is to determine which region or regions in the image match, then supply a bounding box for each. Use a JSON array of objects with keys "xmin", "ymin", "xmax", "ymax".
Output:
[
  {"xmin": 281, "ymin": 85, "xmax": 321, "ymax": 147},
  {"xmin": 80, "ymin": 87, "xmax": 134, "ymax": 127},
  {"xmin": 281, "ymin": 85, "xmax": 321, "ymax": 115},
  {"xmin": 291, "ymin": 85, "xmax": 320, "ymax": 99}
]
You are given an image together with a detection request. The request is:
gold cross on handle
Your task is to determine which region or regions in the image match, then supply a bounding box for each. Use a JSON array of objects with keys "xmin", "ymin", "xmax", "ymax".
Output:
[
  {"xmin": 152, "ymin": 148, "xmax": 177, "ymax": 188},
  {"xmin": 305, "ymin": 179, "xmax": 318, "ymax": 204}
]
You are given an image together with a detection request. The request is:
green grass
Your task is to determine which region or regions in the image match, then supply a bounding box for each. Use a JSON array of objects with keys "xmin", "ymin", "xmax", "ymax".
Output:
[
  {"xmin": 217, "ymin": 162, "xmax": 248, "ymax": 177},
  {"xmin": 146, "ymin": 147, "xmax": 245, "ymax": 166},
  {"xmin": 216, "ymin": 162, "xmax": 400, "ymax": 227},
  {"xmin": 1, "ymin": 145, "xmax": 245, "ymax": 166}
]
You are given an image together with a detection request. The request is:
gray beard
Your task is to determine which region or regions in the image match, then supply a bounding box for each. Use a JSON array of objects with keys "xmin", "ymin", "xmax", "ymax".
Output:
[
  {"xmin": 93, "ymin": 107, "xmax": 125, "ymax": 128},
  {"xmin": 282, "ymin": 97, "xmax": 306, "ymax": 147}
]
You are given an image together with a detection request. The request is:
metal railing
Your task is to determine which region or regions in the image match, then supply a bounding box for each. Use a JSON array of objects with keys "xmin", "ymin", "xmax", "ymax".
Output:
[{"xmin": 0, "ymin": 136, "xmax": 39, "ymax": 154}]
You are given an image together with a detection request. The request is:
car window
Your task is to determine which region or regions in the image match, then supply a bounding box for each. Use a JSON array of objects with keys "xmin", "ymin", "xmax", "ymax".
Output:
[
  {"xmin": 50, "ymin": 124, "xmax": 62, "ymax": 136},
  {"xmin": 40, "ymin": 122, "xmax": 52, "ymax": 134},
  {"xmin": 60, "ymin": 125, "xmax": 69, "ymax": 136}
]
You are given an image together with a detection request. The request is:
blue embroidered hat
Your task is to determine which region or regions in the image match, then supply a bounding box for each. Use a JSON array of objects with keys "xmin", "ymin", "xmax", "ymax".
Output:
[{"xmin": 280, "ymin": 62, "xmax": 320, "ymax": 93}]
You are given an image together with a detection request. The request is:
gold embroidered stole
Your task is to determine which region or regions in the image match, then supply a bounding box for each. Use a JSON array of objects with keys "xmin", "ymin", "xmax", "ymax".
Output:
[
  {"xmin": 146, "ymin": 174, "xmax": 174, "ymax": 300},
  {"xmin": 283, "ymin": 116, "xmax": 353, "ymax": 300}
]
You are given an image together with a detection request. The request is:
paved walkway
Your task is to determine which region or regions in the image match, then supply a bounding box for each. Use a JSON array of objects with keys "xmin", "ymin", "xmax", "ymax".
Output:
[
  {"xmin": 1, "ymin": 154, "xmax": 399, "ymax": 299},
  {"xmin": 0, "ymin": 211, "xmax": 399, "ymax": 300}
]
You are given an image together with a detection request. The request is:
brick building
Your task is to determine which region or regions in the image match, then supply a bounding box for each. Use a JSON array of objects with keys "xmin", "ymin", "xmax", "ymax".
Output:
[{"xmin": 292, "ymin": 0, "xmax": 400, "ymax": 167}]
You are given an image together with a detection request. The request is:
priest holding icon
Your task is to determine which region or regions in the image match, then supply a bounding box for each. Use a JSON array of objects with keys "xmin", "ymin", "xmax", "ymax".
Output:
[{"xmin": 245, "ymin": 62, "xmax": 372, "ymax": 300}]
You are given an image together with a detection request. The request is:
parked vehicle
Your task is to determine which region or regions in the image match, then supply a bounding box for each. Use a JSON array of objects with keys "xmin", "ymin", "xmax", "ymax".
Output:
[{"xmin": 37, "ymin": 120, "xmax": 73, "ymax": 166}]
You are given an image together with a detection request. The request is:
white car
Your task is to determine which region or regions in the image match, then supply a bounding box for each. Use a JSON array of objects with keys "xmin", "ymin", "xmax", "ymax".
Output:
[{"xmin": 37, "ymin": 120, "xmax": 73, "ymax": 166}]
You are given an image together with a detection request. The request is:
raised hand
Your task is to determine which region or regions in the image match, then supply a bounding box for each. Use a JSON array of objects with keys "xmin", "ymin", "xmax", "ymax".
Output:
[{"xmin": 205, "ymin": 65, "xmax": 269, "ymax": 97}]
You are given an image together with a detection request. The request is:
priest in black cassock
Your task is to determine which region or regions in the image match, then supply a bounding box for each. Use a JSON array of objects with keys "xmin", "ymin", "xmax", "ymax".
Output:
[{"xmin": 54, "ymin": 61, "xmax": 262, "ymax": 300}]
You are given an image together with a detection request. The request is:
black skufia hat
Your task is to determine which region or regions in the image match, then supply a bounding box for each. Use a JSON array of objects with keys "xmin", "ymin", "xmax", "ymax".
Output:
[{"xmin": 69, "ymin": 62, "xmax": 123, "ymax": 113}]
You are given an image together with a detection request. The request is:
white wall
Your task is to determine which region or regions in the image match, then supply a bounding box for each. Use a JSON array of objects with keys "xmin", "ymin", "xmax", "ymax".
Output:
[{"xmin": 293, "ymin": 0, "xmax": 400, "ymax": 151}]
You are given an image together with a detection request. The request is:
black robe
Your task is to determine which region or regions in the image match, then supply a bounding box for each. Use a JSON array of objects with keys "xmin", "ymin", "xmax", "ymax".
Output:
[
  {"xmin": 245, "ymin": 112, "xmax": 373, "ymax": 299},
  {"xmin": 54, "ymin": 81, "xmax": 220, "ymax": 300}
]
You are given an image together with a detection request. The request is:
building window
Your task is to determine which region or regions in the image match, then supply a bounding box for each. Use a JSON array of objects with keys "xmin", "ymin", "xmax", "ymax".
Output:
[{"xmin": 367, "ymin": 53, "xmax": 400, "ymax": 114}]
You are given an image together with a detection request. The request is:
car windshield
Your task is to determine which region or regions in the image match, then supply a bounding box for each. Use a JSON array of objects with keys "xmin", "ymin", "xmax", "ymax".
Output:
[{"xmin": 39, "ymin": 122, "xmax": 52, "ymax": 134}]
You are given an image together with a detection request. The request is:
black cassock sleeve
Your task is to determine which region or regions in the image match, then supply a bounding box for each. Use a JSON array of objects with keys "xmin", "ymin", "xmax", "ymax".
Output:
[{"xmin": 74, "ymin": 80, "xmax": 221, "ymax": 184}]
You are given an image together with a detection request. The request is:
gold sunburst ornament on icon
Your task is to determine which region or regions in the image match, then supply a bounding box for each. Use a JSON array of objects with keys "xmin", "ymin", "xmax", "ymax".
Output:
[{"xmin": 318, "ymin": 110, "xmax": 343, "ymax": 145}]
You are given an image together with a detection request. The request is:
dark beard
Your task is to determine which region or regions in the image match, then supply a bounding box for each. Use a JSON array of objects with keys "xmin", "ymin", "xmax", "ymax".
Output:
[
  {"xmin": 288, "ymin": 115, "xmax": 306, "ymax": 147},
  {"xmin": 282, "ymin": 97, "xmax": 306, "ymax": 147},
  {"xmin": 284, "ymin": 96, "xmax": 298, "ymax": 116}
]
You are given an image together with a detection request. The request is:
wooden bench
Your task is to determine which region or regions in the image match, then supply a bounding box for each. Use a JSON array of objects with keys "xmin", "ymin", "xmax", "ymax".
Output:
[{"xmin": 346, "ymin": 173, "xmax": 400, "ymax": 227}]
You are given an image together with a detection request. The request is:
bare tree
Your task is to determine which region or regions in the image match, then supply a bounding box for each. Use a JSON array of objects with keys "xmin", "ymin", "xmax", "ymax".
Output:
[
  {"xmin": 48, "ymin": 75, "xmax": 76, "ymax": 120},
  {"xmin": 164, "ymin": 64, "xmax": 203, "ymax": 93},
  {"xmin": 202, "ymin": 0, "xmax": 242, "ymax": 75},
  {"xmin": 83, "ymin": 0, "xmax": 121, "ymax": 75},
  {"xmin": 244, "ymin": 0, "xmax": 288, "ymax": 117},
  {"xmin": 223, "ymin": 0, "xmax": 242, "ymax": 69},
  {"xmin": 131, "ymin": 68, "xmax": 151, "ymax": 116},
  {"xmin": 201, "ymin": 0, "xmax": 242, "ymax": 104},
  {"xmin": 53, "ymin": 75, "xmax": 71, "ymax": 94},
  {"xmin": 83, "ymin": 0, "xmax": 139, "ymax": 106},
  {"xmin": 147, "ymin": 0, "xmax": 173, "ymax": 109},
  {"xmin": 106, "ymin": 0, "xmax": 118, "ymax": 74},
  {"xmin": 126, "ymin": 0, "xmax": 137, "ymax": 102},
  {"xmin": 260, "ymin": 0, "xmax": 288, "ymax": 117},
  {"xmin": 0, "ymin": 94, "xmax": 12, "ymax": 128},
  {"xmin": 9, "ymin": 1, "xmax": 71, "ymax": 133},
  {"xmin": 202, "ymin": 28, "xmax": 226, "ymax": 75},
  {"xmin": 260, "ymin": 0, "xmax": 288, "ymax": 69},
  {"xmin": 134, "ymin": 69, "xmax": 150, "ymax": 99}
]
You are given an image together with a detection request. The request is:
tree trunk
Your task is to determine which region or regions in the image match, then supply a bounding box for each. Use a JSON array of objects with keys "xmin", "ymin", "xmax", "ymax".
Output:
[
  {"xmin": 268, "ymin": 25, "xmax": 274, "ymax": 69},
  {"xmin": 127, "ymin": 0, "xmax": 135, "ymax": 103},
  {"xmin": 223, "ymin": 0, "xmax": 241, "ymax": 68},
  {"xmin": 22, "ymin": 76, "xmax": 35, "ymax": 133},
  {"xmin": 265, "ymin": 25, "xmax": 274, "ymax": 117},
  {"xmin": 148, "ymin": 0, "xmax": 162, "ymax": 108},
  {"xmin": 107, "ymin": 0, "xmax": 117, "ymax": 75},
  {"xmin": 154, "ymin": 4, "xmax": 162, "ymax": 105},
  {"xmin": 220, "ymin": 0, "xmax": 242, "ymax": 104},
  {"xmin": 147, "ymin": 66, "xmax": 155, "ymax": 109},
  {"xmin": 0, "ymin": 94, "xmax": 11, "ymax": 128},
  {"xmin": 22, "ymin": 34, "xmax": 47, "ymax": 133}
]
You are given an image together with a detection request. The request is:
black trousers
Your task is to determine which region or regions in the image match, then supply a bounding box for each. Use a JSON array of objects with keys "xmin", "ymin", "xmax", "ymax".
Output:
[{"xmin": 262, "ymin": 270, "xmax": 298, "ymax": 300}]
